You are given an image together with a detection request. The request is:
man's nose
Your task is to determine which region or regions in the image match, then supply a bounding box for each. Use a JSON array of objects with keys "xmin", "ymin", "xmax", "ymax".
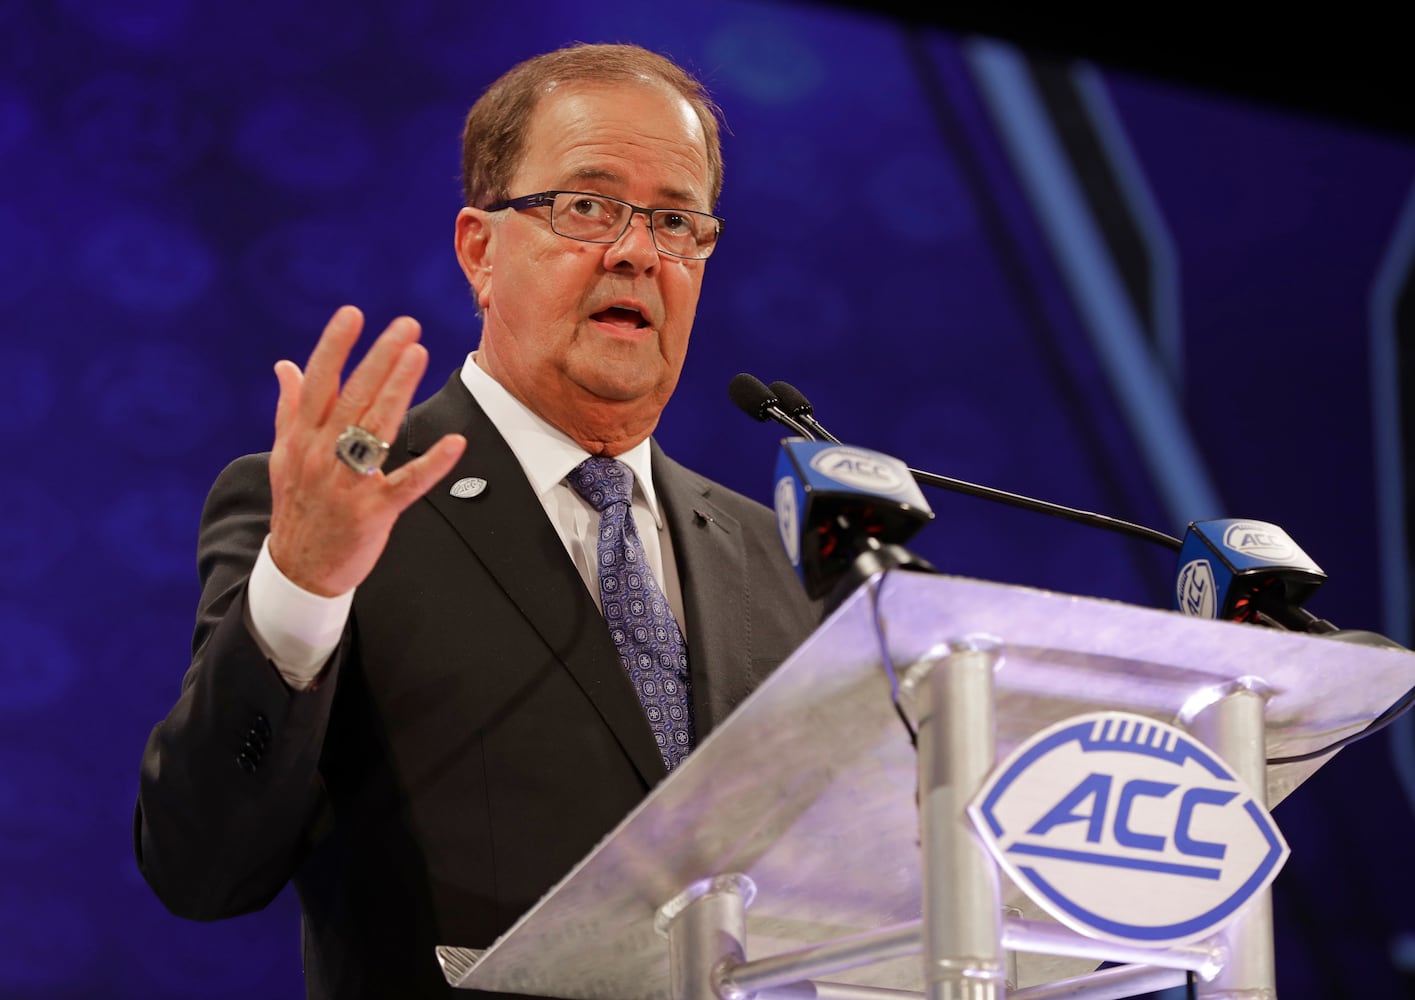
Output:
[{"xmin": 604, "ymin": 212, "xmax": 659, "ymax": 271}]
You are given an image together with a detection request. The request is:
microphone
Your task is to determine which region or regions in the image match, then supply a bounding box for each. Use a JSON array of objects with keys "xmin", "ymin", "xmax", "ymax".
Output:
[
  {"xmin": 1173, "ymin": 519, "xmax": 1337, "ymax": 633},
  {"xmin": 743, "ymin": 379, "xmax": 1383, "ymax": 638},
  {"xmin": 774, "ymin": 438, "xmax": 937, "ymax": 605},
  {"xmin": 759, "ymin": 379, "xmax": 1184, "ymax": 553},
  {"xmin": 768, "ymin": 381, "xmax": 840, "ymax": 443},
  {"xmin": 743, "ymin": 384, "xmax": 1415, "ymax": 770},
  {"xmin": 741, "ymin": 382, "xmax": 1414, "ymax": 765},
  {"xmin": 728, "ymin": 373, "xmax": 816, "ymax": 440}
]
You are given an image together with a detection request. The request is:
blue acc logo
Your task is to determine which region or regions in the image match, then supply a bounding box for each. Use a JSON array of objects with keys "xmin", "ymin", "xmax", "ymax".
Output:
[
  {"xmin": 1221, "ymin": 521, "xmax": 1296, "ymax": 561},
  {"xmin": 808, "ymin": 446, "xmax": 906, "ymax": 492},
  {"xmin": 969, "ymin": 712, "xmax": 1288, "ymax": 946},
  {"xmin": 774, "ymin": 475, "xmax": 800, "ymax": 566},
  {"xmin": 1175, "ymin": 559, "xmax": 1217, "ymax": 618}
]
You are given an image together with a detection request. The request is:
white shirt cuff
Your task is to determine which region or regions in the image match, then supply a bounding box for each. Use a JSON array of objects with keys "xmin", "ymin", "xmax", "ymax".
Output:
[{"xmin": 246, "ymin": 535, "xmax": 354, "ymax": 691}]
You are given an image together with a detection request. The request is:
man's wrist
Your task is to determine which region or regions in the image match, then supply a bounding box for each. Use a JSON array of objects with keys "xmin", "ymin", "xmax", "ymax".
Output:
[{"xmin": 247, "ymin": 535, "xmax": 354, "ymax": 690}]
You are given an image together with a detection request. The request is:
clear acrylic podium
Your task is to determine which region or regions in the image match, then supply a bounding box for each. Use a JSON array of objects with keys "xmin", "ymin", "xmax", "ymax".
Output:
[{"xmin": 437, "ymin": 572, "xmax": 1414, "ymax": 999}]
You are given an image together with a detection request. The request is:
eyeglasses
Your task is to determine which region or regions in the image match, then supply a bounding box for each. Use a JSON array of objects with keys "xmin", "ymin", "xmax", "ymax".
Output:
[{"xmin": 482, "ymin": 190, "xmax": 723, "ymax": 260}]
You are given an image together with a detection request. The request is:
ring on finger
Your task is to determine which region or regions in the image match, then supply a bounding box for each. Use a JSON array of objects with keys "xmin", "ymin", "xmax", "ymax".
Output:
[{"xmin": 334, "ymin": 425, "xmax": 390, "ymax": 476}]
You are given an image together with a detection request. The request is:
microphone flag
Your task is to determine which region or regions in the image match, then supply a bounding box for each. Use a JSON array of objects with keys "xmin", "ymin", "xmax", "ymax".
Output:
[
  {"xmin": 1174, "ymin": 519, "xmax": 1325, "ymax": 621},
  {"xmin": 774, "ymin": 438, "xmax": 934, "ymax": 599}
]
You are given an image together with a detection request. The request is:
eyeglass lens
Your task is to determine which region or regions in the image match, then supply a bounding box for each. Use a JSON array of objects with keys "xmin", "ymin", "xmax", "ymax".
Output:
[{"xmin": 550, "ymin": 193, "xmax": 716, "ymax": 258}]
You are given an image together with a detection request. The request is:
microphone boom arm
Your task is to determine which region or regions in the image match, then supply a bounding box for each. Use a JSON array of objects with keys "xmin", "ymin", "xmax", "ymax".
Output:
[
  {"xmin": 762, "ymin": 378, "xmax": 1183, "ymax": 553},
  {"xmin": 907, "ymin": 466, "xmax": 1183, "ymax": 552}
]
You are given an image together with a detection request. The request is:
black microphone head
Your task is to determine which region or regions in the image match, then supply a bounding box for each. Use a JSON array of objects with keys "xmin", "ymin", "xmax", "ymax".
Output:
[
  {"xmin": 768, "ymin": 380, "xmax": 813, "ymax": 418},
  {"xmin": 728, "ymin": 372, "xmax": 778, "ymax": 421}
]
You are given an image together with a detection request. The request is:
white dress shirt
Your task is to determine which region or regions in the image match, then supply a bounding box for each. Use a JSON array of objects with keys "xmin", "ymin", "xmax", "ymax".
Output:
[{"xmin": 245, "ymin": 353, "xmax": 686, "ymax": 691}]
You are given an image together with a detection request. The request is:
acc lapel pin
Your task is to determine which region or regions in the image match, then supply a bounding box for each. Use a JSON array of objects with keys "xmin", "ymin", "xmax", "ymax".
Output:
[{"xmin": 450, "ymin": 477, "xmax": 488, "ymax": 499}]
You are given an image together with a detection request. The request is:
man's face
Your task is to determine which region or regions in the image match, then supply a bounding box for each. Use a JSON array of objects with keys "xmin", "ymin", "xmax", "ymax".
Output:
[{"xmin": 456, "ymin": 80, "xmax": 713, "ymax": 454}]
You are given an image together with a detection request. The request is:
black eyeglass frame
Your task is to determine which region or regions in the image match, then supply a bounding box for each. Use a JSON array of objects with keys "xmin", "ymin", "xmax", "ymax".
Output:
[{"xmin": 482, "ymin": 190, "xmax": 724, "ymax": 260}]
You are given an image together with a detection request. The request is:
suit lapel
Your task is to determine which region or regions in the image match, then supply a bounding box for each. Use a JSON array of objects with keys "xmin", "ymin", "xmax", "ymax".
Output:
[
  {"xmin": 402, "ymin": 374, "xmax": 667, "ymax": 786},
  {"xmin": 652, "ymin": 444, "xmax": 753, "ymax": 736}
]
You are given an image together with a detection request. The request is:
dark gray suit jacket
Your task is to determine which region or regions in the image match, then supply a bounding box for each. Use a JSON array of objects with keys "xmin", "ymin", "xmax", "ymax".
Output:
[{"xmin": 136, "ymin": 373, "xmax": 821, "ymax": 998}]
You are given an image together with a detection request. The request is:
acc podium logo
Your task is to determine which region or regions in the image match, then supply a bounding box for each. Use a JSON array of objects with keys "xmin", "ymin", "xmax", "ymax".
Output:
[{"xmin": 969, "ymin": 712, "xmax": 1287, "ymax": 946}]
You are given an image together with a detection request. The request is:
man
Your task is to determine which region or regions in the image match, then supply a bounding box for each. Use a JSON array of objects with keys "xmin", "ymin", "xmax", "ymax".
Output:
[{"xmin": 136, "ymin": 43, "xmax": 820, "ymax": 998}]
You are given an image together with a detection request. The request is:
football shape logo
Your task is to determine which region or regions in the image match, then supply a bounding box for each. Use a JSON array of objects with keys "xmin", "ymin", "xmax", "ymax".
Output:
[
  {"xmin": 1221, "ymin": 521, "xmax": 1297, "ymax": 562},
  {"xmin": 970, "ymin": 712, "xmax": 1288, "ymax": 946},
  {"xmin": 1175, "ymin": 559, "xmax": 1217, "ymax": 619},
  {"xmin": 774, "ymin": 475, "xmax": 800, "ymax": 566},
  {"xmin": 807, "ymin": 446, "xmax": 908, "ymax": 493}
]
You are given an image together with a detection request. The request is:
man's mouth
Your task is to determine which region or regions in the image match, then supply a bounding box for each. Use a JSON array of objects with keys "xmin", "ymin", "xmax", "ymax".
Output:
[{"xmin": 590, "ymin": 306, "xmax": 650, "ymax": 330}]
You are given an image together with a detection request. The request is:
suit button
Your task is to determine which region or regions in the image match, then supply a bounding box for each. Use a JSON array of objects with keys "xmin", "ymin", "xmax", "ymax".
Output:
[
  {"xmin": 237, "ymin": 752, "xmax": 258, "ymax": 774},
  {"xmin": 253, "ymin": 714, "xmax": 271, "ymax": 739}
]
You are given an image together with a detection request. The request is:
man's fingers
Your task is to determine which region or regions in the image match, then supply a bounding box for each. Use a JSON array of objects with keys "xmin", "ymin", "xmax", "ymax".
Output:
[
  {"xmin": 329, "ymin": 316, "xmax": 421, "ymax": 432},
  {"xmin": 383, "ymin": 435, "xmax": 468, "ymax": 512},
  {"xmin": 358, "ymin": 342, "xmax": 430, "ymax": 444},
  {"xmin": 272, "ymin": 360, "xmax": 304, "ymax": 440},
  {"xmin": 299, "ymin": 305, "xmax": 365, "ymax": 429}
]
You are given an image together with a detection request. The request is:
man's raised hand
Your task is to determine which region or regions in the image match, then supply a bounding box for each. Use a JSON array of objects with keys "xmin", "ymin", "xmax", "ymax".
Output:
[{"xmin": 267, "ymin": 305, "xmax": 466, "ymax": 597}]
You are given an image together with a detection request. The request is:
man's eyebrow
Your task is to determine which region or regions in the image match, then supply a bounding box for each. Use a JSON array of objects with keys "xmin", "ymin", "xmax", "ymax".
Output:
[
  {"xmin": 564, "ymin": 168, "xmax": 703, "ymax": 207},
  {"xmin": 567, "ymin": 167, "xmax": 622, "ymax": 186}
]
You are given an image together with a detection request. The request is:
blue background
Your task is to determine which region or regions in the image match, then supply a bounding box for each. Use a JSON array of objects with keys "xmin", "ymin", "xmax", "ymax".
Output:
[{"xmin": 3, "ymin": 1, "xmax": 1414, "ymax": 996}]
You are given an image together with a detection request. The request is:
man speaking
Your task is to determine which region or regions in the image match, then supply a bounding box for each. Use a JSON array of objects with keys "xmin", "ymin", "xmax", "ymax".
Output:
[{"xmin": 135, "ymin": 42, "xmax": 819, "ymax": 998}]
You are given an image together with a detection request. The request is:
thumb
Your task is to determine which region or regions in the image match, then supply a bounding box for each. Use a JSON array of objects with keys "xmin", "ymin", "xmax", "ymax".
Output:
[{"xmin": 385, "ymin": 434, "xmax": 468, "ymax": 512}]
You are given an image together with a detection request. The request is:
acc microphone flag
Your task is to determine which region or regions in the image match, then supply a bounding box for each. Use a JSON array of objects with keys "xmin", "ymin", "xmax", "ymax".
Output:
[
  {"xmin": 1173, "ymin": 519, "xmax": 1325, "ymax": 621},
  {"xmin": 773, "ymin": 439, "xmax": 933, "ymax": 598}
]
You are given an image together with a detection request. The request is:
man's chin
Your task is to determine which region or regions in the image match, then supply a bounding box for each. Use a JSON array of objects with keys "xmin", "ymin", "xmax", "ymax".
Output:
[{"xmin": 569, "ymin": 359, "xmax": 673, "ymax": 407}]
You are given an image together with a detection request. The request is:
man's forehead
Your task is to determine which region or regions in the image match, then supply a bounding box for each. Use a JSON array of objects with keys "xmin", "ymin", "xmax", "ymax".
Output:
[
  {"xmin": 519, "ymin": 81, "xmax": 710, "ymax": 201},
  {"xmin": 528, "ymin": 78, "xmax": 702, "ymax": 140}
]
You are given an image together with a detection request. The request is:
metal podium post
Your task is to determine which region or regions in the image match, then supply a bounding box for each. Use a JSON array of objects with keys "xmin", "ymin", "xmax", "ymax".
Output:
[
  {"xmin": 1185, "ymin": 683, "xmax": 1277, "ymax": 999},
  {"xmin": 656, "ymin": 874, "xmax": 756, "ymax": 1000},
  {"xmin": 901, "ymin": 638, "xmax": 1007, "ymax": 1000}
]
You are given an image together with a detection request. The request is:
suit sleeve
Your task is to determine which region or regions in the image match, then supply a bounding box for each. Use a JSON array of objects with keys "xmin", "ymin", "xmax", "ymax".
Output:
[{"xmin": 134, "ymin": 453, "xmax": 340, "ymax": 920}]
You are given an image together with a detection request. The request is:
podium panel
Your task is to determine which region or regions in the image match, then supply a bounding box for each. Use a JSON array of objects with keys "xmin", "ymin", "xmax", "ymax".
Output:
[{"xmin": 439, "ymin": 573, "xmax": 1414, "ymax": 997}]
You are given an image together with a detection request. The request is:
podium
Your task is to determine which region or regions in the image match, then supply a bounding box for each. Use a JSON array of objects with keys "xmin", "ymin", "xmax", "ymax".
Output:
[{"xmin": 437, "ymin": 572, "xmax": 1414, "ymax": 999}]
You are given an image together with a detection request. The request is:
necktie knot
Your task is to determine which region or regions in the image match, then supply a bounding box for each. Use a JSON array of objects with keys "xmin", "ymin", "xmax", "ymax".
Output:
[{"xmin": 568, "ymin": 456, "xmax": 633, "ymax": 512}]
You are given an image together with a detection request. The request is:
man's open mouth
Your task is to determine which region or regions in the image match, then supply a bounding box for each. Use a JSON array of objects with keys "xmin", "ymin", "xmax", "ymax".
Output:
[{"xmin": 591, "ymin": 306, "xmax": 650, "ymax": 330}]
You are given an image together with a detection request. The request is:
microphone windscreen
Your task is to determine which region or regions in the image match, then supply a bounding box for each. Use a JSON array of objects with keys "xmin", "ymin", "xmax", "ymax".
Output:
[
  {"xmin": 728, "ymin": 373, "xmax": 777, "ymax": 421},
  {"xmin": 768, "ymin": 380, "xmax": 813, "ymax": 417}
]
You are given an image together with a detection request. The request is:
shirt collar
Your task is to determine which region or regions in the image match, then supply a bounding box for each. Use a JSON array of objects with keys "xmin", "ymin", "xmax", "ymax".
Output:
[{"xmin": 459, "ymin": 354, "xmax": 663, "ymax": 528}]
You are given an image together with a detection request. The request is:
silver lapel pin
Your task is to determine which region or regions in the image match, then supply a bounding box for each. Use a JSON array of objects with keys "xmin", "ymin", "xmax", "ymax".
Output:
[{"xmin": 450, "ymin": 477, "xmax": 488, "ymax": 499}]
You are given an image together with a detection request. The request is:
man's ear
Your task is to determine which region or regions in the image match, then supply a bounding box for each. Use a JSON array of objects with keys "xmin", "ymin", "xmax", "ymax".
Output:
[{"xmin": 454, "ymin": 208, "xmax": 493, "ymax": 311}]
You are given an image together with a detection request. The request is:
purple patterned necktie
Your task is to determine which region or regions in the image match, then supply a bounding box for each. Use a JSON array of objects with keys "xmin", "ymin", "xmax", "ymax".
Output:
[{"xmin": 567, "ymin": 456, "xmax": 695, "ymax": 771}]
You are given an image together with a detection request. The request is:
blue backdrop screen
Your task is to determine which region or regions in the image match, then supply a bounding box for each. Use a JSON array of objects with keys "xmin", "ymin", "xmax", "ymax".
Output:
[{"xmin": 3, "ymin": 2, "xmax": 1414, "ymax": 996}]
